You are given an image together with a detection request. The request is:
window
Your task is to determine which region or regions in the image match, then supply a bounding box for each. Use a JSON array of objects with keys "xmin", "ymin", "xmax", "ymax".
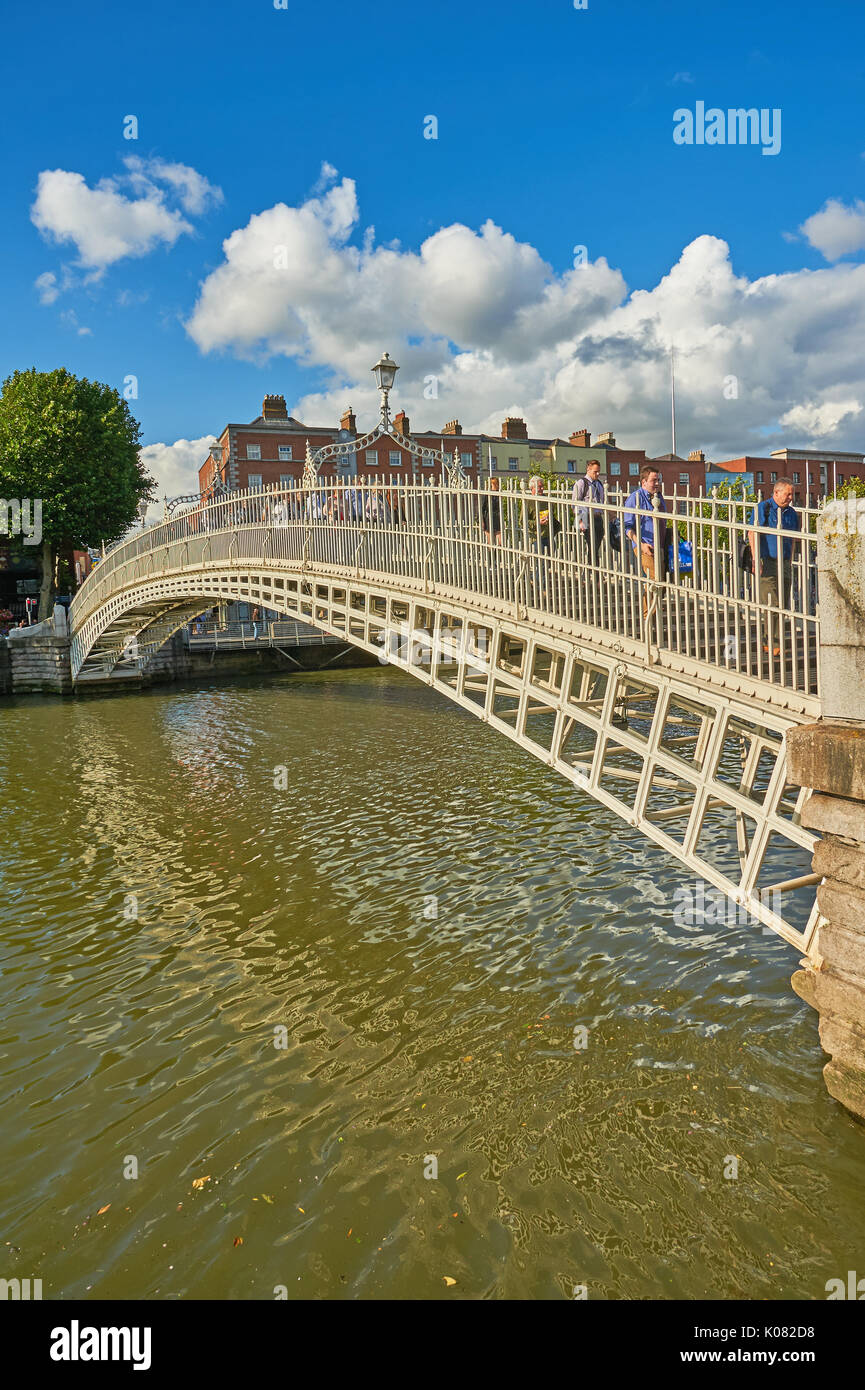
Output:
[
  {"xmin": 247, "ymin": 473, "xmax": 262, "ymax": 490},
  {"xmin": 422, "ymin": 454, "xmax": 434, "ymax": 466},
  {"xmin": 366, "ymin": 450, "xmax": 379, "ymax": 468},
  {"xmin": 756, "ymin": 471, "xmax": 763, "ymax": 484},
  {"xmin": 679, "ymin": 473, "xmax": 689, "ymax": 485},
  {"xmin": 770, "ymin": 471, "xmax": 777, "ymax": 484},
  {"xmin": 280, "ymin": 474, "xmax": 292, "ymax": 489},
  {"xmin": 508, "ymin": 457, "xmax": 519, "ymax": 472},
  {"xmin": 461, "ymin": 452, "xmax": 472, "ymax": 469},
  {"xmin": 389, "ymin": 451, "xmax": 401, "ymax": 469},
  {"xmin": 246, "ymin": 444, "xmax": 261, "ymax": 460},
  {"xmin": 792, "ymin": 471, "xmax": 800, "ymax": 484},
  {"xmin": 490, "ymin": 456, "xmax": 498, "ymax": 470},
  {"xmin": 838, "ymin": 473, "xmax": 845, "ymax": 484},
  {"xmin": 610, "ymin": 461, "xmax": 621, "ymax": 476},
  {"xmin": 567, "ymin": 459, "xmax": 576, "ymax": 474},
  {"xmin": 629, "ymin": 462, "xmax": 640, "ymax": 476},
  {"xmin": 278, "ymin": 445, "xmax": 293, "ymax": 461}
]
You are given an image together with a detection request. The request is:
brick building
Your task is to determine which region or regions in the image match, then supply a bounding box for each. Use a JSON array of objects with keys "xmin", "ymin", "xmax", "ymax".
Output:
[
  {"xmin": 712, "ymin": 449, "xmax": 865, "ymax": 506},
  {"xmin": 197, "ymin": 398, "xmax": 666, "ymax": 494}
]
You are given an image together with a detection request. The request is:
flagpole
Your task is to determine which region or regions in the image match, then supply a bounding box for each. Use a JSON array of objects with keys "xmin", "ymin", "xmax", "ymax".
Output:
[{"xmin": 670, "ymin": 345, "xmax": 677, "ymax": 458}]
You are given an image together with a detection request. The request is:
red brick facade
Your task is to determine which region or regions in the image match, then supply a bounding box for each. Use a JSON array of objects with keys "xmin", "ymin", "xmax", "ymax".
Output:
[{"xmin": 714, "ymin": 453, "xmax": 865, "ymax": 506}]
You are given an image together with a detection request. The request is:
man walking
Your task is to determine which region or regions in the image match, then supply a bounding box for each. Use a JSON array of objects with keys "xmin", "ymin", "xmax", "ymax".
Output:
[
  {"xmin": 624, "ymin": 465, "xmax": 670, "ymax": 613},
  {"xmin": 572, "ymin": 459, "xmax": 606, "ymax": 559},
  {"xmin": 748, "ymin": 477, "xmax": 800, "ymax": 653}
]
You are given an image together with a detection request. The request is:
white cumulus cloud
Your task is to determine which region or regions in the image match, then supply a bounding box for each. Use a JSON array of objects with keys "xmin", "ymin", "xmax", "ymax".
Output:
[
  {"xmin": 800, "ymin": 198, "xmax": 865, "ymax": 261},
  {"xmin": 32, "ymin": 168, "xmax": 192, "ymax": 272},
  {"xmin": 123, "ymin": 156, "xmax": 223, "ymax": 215},
  {"xmin": 182, "ymin": 171, "xmax": 865, "ymax": 460},
  {"xmin": 31, "ymin": 156, "xmax": 220, "ymax": 282},
  {"xmin": 779, "ymin": 399, "xmax": 862, "ymax": 438},
  {"xmin": 139, "ymin": 435, "xmax": 216, "ymax": 515}
]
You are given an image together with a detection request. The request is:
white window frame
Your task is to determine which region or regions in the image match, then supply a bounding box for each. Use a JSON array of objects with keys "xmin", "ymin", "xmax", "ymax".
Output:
[
  {"xmin": 508, "ymin": 457, "xmax": 519, "ymax": 471},
  {"xmin": 278, "ymin": 445, "xmax": 293, "ymax": 461},
  {"xmin": 567, "ymin": 459, "xmax": 576, "ymax": 474},
  {"xmin": 366, "ymin": 450, "xmax": 379, "ymax": 468},
  {"xmin": 610, "ymin": 461, "xmax": 621, "ymax": 476},
  {"xmin": 389, "ymin": 450, "xmax": 401, "ymax": 469},
  {"xmin": 246, "ymin": 444, "xmax": 261, "ymax": 460},
  {"xmin": 279, "ymin": 474, "xmax": 292, "ymax": 489},
  {"xmin": 247, "ymin": 473, "xmax": 263, "ymax": 490}
]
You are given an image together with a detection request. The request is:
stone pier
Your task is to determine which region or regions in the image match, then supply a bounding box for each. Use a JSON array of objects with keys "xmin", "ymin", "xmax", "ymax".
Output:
[
  {"xmin": 788, "ymin": 497, "xmax": 865, "ymax": 1121},
  {"xmin": 5, "ymin": 605, "xmax": 73, "ymax": 695}
]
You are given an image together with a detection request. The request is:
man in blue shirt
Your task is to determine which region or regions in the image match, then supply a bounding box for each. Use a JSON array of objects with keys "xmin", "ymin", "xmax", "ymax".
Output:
[
  {"xmin": 624, "ymin": 465, "xmax": 671, "ymax": 611},
  {"xmin": 748, "ymin": 478, "xmax": 800, "ymax": 610}
]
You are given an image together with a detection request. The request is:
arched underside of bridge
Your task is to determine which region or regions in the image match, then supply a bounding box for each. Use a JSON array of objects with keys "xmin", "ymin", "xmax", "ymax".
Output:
[{"xmin": 71, "ymin": 562, "xmax": 820, "ymax": 956}]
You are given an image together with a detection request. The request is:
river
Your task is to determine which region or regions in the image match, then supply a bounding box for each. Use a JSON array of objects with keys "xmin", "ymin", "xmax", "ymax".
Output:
[{"xmin": 0, "ymin": 667, "xmax": 862, "ymax": 1300}]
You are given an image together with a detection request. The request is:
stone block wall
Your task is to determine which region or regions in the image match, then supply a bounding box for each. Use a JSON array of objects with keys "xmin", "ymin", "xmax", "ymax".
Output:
[
  {"xmin": 7, "ymin": 630, "xmax": 73, "ymax": 694},
  {"xmin": 788, "ymin": 724, "xmax": 865, "ymax": 1121}
]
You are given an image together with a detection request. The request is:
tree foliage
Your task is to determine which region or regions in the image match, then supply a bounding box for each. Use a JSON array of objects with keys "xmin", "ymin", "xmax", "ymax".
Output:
[
  {"xmin": 0, "ymin": 368, "xmax": 155, "ymax": 615},
  {"xmin": 0, "ymin": 367, "xmax": 153, "ymax": 549}
]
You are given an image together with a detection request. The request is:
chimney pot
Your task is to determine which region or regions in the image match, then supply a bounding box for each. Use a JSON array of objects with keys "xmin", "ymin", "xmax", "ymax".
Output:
[
  {"xmin": 501, "ymin": 416, "xmax": 528, "ymax": 441},
  {"xmin": 262, "ymin": 394, "xmax": 288, "ymax": 420}
]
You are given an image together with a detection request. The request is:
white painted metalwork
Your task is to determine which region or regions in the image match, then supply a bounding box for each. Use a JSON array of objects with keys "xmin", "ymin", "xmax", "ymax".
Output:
[{"xmin": 70, "ymin": 475, "xmax": 824, "ymax": 955}]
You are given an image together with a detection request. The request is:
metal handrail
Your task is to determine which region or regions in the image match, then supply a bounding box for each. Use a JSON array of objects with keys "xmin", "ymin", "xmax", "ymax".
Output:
[{"xmin": 71, "ymin": 477, "xmax": 823, "ymax": 704}]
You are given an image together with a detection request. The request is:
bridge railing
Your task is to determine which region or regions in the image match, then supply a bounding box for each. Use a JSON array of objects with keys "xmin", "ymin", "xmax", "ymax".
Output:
[{"xmin": 71, "ymin": 478, "xmax": 821, "ymax": 700}]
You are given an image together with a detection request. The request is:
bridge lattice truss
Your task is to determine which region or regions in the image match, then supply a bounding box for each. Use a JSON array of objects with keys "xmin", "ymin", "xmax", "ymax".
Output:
[{"xmin": 70, "ymin": 483, "xmax": 824, "ymax": 956}]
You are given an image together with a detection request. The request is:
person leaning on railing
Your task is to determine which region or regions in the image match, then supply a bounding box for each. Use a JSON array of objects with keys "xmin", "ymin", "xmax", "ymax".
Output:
[
  {"xmin": 747, "ymin": 477, "xmax": 800, "ymax": 655},
  {"xmin": 624, "ymin": 465, "xmax": 671, "ymax": 609},
  {"xmin": 528, "ymin": 475, "xmax": 561, "ymax": 554}
]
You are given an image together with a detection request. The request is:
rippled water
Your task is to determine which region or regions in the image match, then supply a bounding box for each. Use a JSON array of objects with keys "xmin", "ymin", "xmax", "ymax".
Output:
[{"xmin": 0, "ymin": 667, "xmax": 863, "ymax": 1300}]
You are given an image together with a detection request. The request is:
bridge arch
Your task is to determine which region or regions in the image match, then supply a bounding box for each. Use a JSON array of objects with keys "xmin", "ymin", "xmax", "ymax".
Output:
[{"xmin": 70, "ymin": 482, "xmax": 823, "ymax": 955}]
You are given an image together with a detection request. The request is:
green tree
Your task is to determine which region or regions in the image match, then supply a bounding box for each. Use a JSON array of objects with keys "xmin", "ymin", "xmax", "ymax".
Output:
[
  {"xmin": 830, "ymin": 476, "xmax": 865, "ymax": 500},
  {"xmin": 684, "ymin": 477, "xmax": 758, "ymax": 545},
  {"xmin": 0, "ymin": 368, "xmax": 154, "ymax": 618}
]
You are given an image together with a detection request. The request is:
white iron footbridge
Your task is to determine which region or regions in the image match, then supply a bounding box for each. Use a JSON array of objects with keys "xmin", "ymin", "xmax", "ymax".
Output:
[{"xmin": 69, "ymin": 479, "xmax": 824, "ymax": 955}]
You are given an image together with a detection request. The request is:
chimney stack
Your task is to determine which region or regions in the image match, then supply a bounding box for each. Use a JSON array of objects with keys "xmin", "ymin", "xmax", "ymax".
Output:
[
  {"xmin": 569, "ymin": 429, "xmax": 591, "ymax": 447},
  {"xmin": 441, "ymin": 419, "xmax": 463, "ymax": 435},
  {"xmin": 502, "ymin": 416, "xmax": 528, "ymax": 440},
  {"xmin": 688, "ymin": 449, "xmax": 706, "ymax": 463},
  {"xmin": 262, "ymin": 394, "xmax": 288, "ymax": 420},
  {"xmin": 596, "ymin": 431, "xmax": 616, "ymax": 447},
  {"xmin": 340, "ymin": 406, "xmax": 357, "ymax": 436},
  {"xmin": 393, "ymin": 410, "xmax": 410, "ymax": 438}
]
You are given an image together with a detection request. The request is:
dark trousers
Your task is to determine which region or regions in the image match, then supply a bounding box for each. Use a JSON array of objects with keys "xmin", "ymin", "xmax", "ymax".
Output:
[{"xmin": 581, "ymin": 516, "xmax": 605, "ymax": 560}]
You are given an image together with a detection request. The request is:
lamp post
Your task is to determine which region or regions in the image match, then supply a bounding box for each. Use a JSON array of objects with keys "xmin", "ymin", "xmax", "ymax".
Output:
[
  {"xmin": 371, "ymin": 351, "xmax": 399, "ymax": 431},
  {"xmin": 303, "ymin": 352, "xmax": 466, "ymax": 491}
]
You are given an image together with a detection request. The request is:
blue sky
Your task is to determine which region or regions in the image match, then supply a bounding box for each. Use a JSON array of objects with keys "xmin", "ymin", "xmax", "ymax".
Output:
[{"xmin": 2, "ymin": 0, "xmax": 865, "ymax": 495}]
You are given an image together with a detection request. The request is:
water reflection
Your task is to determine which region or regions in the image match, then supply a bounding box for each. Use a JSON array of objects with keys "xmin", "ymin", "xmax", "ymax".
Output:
[{"xmin": 0, "ymin": 669, "xmax": 861, "ymax": 1301}]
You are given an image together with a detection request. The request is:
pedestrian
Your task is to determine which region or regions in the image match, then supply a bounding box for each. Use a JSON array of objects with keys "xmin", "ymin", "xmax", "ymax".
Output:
[
  {"xmin": 481, "ymin": 477, "xmax": 502, "ymax": 544},
  {"xmin": 624, "ymin": 465, "xmax": 671, "ymax": 613},
  {"xmin": 251, "ymin": 605, "xmax": 261, "ymax": 640},
  {"xmin": 529, "ymin": 475, "xmax": 560, "ymax": 555},
  {"xmin": 572, "ymin": 460, "xmax": 606, "ymax": 560},
  {"xmin": 748, "ymin": 477, "xmax": 800, "ymax": 655}
]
